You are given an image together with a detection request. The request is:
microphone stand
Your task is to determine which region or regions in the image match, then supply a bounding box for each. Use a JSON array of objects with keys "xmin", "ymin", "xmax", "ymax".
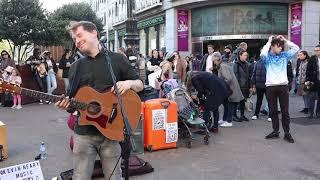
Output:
[{"xmin": 100, "ymin": 42, "xmax": 135, "ymax": 180}]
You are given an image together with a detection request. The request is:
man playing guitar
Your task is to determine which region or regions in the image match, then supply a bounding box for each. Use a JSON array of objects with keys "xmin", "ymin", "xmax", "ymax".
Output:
[
  {"xmin": 55, "ymin": 21, "xmax": 143, "ymax": 180},
  {"xmin": 26, "ymin": 48, "xmax": 47, "ymax": 99}
]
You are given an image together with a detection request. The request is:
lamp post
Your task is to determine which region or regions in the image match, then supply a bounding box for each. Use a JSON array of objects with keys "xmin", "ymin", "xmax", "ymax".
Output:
[{"xmin": 124, "ymin": 0, "xmax": 139, "ymax": 50}]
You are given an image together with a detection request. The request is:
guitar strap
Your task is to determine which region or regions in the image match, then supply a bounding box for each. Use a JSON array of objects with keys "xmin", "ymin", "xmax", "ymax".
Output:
[{"xmin": 67, "ymin": 58, "xmax": 83, "ymax": 98}]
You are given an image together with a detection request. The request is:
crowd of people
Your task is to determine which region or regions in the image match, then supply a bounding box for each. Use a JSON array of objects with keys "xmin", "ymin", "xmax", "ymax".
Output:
[
  {"xmin": 139, "ymin": 35, "xmax": 304, "ymax": 144},
  {"xmin": 1, "ymin": 20, "xmax": 318, "ymax": 179},
  {"xmin": 0, "ymin": 47, "xmax": 75, "ymax": 108}
]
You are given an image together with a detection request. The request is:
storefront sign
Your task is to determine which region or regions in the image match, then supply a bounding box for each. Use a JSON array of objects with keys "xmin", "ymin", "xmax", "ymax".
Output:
[
  {"xmin": 191, "ymin": 4, "xmax": 288, "ymax": 37},
  {"xmin": 177, "ymin": 10, "xmax": 189, "ymax": 51},
  {"xmin": 192, "ymin": 34, "xmax": 273, "ymax": 41},
  {"xmin": 0, "ymin": 161, "xmax": 44, "ymax": 180},
  {"xmin": 290, "ymin": 2, "xmax": 302, "ymax": 47},
  {"xmin": 137, "ymin": 16, "xmax": 165, "ymax": 30}
]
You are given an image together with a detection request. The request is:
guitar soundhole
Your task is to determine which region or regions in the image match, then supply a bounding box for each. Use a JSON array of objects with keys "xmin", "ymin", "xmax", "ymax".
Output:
[{"xmin": 87, "ymin": 102, "xmax": 101, "ymax": 116}]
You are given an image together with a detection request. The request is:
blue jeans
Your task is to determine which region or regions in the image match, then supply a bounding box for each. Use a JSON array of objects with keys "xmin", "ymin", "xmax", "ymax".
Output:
[
  {"xmin": 46, "ymin": 71, "xmax": 57, "ymax": 95},
  {"xmin": 73, "ymin": 133, "xmax": 122, "ymax": 180},
  {"xmin": 223, "ymin": 101, "xmax": 237, "ymax": 123},
  {"xmin": 63, "ymin": 78, "xmax": 69, "ymax": 94}
]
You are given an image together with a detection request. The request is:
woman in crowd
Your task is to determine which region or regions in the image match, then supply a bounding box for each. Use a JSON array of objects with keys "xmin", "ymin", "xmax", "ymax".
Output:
[
  {"xmin": 147, "ymin": 49, "xmax": 162, "ymax": 87},
  {"xmin": 43, "ymin": 51, "xmax": 58, "ymax": 101},
  {"xmin": 233, "ymin": 50, "xmax": 251, "ymax": 122},
  {"xmin": 59, "ymin": 48, "xmax": 73, "ymax": 94},
  {"xmin": 186, "ymin": 70, "xmax": 230, "ymax": 133},
  {"xmin": 213, "ymin": 52, "xmax": 244, "ymax": 127},
  {"xmin": 174, "ymin": 51, "xmax": 187, "ymax": 86},
  {"xmin": 297, "ymin": 51, "xmax": 310, "ymax": 114},
  {"xmin": 0, "ymin": 50, "xmax": 15, "ymax": 72}
]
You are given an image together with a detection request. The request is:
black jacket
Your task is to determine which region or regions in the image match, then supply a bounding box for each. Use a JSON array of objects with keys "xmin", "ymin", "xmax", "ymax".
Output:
[
  {"xmin": 192, "ymin": 71, "xmax": 229, "ymax": 110},
  {"xmin": 200, "ymin": 53, "xmax": 209, "ymax": 71},
  {"xmin": 233, "ymin": 60, "xmax": 251, "ymax": 97},
  {"xmin": 305, "ymin": 55, "xmax": 319, "ymax": 91}
]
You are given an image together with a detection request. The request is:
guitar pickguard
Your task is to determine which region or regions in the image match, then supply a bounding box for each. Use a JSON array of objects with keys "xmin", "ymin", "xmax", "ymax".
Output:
[{"xmin": 86, "ymin": 115, "xmax": 108, "ymax": 128}]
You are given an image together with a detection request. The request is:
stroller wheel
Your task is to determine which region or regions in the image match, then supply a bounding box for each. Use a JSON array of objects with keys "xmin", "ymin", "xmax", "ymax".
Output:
[
  {"xmin": 185, "ymin": 140, "xmax": 192, "ymax": 148},
  {"xmin": 204, "ymin": 135, "xmax": 209, "ymax": 145}
]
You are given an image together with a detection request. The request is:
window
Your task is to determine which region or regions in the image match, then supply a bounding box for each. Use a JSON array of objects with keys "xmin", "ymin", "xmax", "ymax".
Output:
[{"xmin": 115, "ymin": 2, "xmax": 118, "ymax": 16}]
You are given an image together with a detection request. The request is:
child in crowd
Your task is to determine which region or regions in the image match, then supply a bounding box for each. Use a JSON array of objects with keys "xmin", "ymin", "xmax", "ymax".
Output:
[{"xmin": 3, "ymin": 67, "xmax": 22, "ymax": 109}]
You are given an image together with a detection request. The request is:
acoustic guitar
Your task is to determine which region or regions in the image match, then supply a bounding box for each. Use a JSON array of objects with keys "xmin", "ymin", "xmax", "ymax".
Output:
[{"xmin": 0, "ymin": 79, "xmax": 142, "ymax": 141}]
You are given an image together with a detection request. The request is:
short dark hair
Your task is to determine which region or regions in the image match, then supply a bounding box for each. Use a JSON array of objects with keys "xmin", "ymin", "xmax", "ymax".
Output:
[
  {"xmin": 271, "ymin": 38, "xmax": 285, "ymax": 50},
  {"xmin": 299, "ymin": 50, "xmax": 310, "ymax": 59},
  {"xmin": 67, "ymin": 21, "xmax": 98, "ymax": 35},
  {"xmin": 207, "ymin": 44, "xmax": 214, "ymax": 49}
]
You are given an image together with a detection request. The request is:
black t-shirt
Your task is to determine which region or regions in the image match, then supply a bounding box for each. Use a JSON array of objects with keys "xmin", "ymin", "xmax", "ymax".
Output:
[
  {"xmin": 70, "ymin": 51, "xmax": 140, "ymax": 135},
  {"xmin": 59, "ymin": 57, "xmax": 74, "ymax": 78}
]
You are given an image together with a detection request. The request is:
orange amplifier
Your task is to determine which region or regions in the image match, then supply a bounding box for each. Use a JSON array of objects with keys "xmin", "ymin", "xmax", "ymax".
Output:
[
  {"xmin": 0, "ymin": 121, "xmax": 8, "ymax": 159},
  {"xmin": 144, "ymin": 99, "xmax": 178, "ymax": 152}
]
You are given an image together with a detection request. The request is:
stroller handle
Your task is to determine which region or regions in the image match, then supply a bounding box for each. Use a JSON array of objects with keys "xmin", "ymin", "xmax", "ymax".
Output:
[{"xmin": 160, "ymin": 100, "xmax": 170, "ymax": 109}]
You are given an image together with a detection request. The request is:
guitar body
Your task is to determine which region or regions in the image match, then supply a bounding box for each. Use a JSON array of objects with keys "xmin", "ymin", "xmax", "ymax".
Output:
[
  {"xmin": 0, "ymin": 79, "xmax": 142, "ymax": 141},
  {"xmin": 75, "ymin": 86, "xmax": 142, "ymax": 141}
]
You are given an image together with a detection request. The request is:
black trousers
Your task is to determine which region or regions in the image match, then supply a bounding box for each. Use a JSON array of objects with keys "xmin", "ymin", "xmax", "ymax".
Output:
[
  {"xmin": 35, "ymin": 74, "xmax": 47, "ymax": 93},
  {"xmin": 266, "ymin": 85, "xmax": 290, "ymax": 133},
  {"xmin": 203, "ymin": 106, "xmax": 219, "ymax": 129},
  {"xmin": 255, "ymin": 88, "xmax": 266, "ymax": 116}
]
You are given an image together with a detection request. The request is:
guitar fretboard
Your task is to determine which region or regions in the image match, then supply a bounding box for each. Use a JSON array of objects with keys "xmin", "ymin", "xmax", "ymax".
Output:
[{"xmin": 21, "ymin": 88, "xmax": 88, "ymax": 110}]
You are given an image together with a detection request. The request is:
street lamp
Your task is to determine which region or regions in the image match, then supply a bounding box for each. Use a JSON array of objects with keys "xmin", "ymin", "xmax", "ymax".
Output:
[{"xmin": 124, "ymin": 0, "xmax": 139, "ymax": 49}]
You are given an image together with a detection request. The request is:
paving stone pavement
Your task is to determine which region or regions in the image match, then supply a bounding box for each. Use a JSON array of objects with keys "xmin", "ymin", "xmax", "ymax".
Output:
[{"xmin": 0, "ymin": 94, "xmax": 320, "ymax": 180}]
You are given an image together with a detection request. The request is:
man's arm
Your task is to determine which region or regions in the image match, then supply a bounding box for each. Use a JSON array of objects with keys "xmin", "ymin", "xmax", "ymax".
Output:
[
  {"xmin": 127, "ymin": 79, "xmax": 144, "ymax": 92},
  {"xmin": 260, "ymin": 36, "xmax": 273, "ymax": 59},
  {"xmin": 286, "ymin": 40, "xmax": 300, "ymax": 59}
]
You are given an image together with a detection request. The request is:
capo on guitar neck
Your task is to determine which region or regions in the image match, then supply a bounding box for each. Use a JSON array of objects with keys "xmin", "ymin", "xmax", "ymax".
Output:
[{"xmin": 108, "ymin": 103, "xmax": 118, "ymax": 124}]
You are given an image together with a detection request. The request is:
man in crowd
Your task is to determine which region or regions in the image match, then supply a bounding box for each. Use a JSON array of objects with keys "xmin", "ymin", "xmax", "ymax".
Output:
[
  {"xmin": 200, "ymin": 44, "xmax": 215, "ymax": 72},
  {"xmin": 260, "ymin": 35, "xmax": 299, "ymax": 143}
]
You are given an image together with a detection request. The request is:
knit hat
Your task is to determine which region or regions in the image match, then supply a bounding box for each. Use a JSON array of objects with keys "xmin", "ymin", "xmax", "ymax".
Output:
[
  {"xmin": 164, "ymin": 52, "xmax": 175, "ymax": 61},
  {"xmin": 212, "ymin": 52, "xmax": 222, "ymax": 61},
  {"xmin": 225, "ymin": 44, "xmax": 232, "ymax": 51}
]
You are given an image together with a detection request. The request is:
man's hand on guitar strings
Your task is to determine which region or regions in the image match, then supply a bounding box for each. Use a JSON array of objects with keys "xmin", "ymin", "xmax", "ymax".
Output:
[
  {"xmin": 54, "ymin": 94, "xmax": 70, "ymax": 110},
  {"xmin": 111, "ymin": 80, "xmax": 132, "ymax": 95}
]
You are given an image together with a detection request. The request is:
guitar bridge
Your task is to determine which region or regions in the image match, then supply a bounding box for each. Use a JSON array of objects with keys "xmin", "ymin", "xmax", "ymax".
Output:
[{"xmin": 109, "ymin": 103, "xmax": 118, "ymax": 124}]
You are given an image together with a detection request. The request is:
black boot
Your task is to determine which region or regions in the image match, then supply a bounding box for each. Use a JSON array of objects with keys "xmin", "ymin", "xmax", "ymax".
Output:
[
  {"xmin": 241, "ymin": 115, "xmax": 249, "ymax": 121},
  {"xmin": 284, "ymin": 133, "xmax": 295, "ymax": 143},
  {"xmin": 233, "ymin": 115, "xmax": 242, "ymax": 122},
  {"xmin": 265, "ymin": 131, "xmax": 280, "ymax": 139}
]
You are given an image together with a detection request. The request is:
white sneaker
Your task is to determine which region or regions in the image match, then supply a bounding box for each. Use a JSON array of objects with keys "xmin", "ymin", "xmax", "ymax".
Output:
[
  {"xmin": 16, "ymin": 105, "xmax": 22, "ymax": 109},
  {"xmin": 252, "ymin": 115, "xmax": 258, "ymax": 120},
  {"xmin": 267, "ymin": 118, "xmax": 272, "ymax": 122},
  {"xmin": 11, "ymin": 105, "xmax": 16, "ymax": 109},
  {"xmin": 39, "ymin": 100, "xmax": 43, "ymax": 105},
  {"xmin": 218, "ymin": 120, "xmax": 225, "ymax": 124},
  {"xmin": 220, "ymin": 122, "xmax": 233, "ymax": 127}
]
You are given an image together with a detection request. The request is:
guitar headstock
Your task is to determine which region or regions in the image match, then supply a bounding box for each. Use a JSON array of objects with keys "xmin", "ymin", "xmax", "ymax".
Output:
[{"xmin": 0, "ymin": 78, "xmax": 22, "ymax": 94}]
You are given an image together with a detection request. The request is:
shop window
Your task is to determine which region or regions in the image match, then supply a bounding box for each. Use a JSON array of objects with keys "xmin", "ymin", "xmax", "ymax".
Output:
[
  {"xmin": 139, "ymin": 29, "xmax": 146, "ymax": 57},
  {"xmin": 159, "ymin": 24, "xmax": 165, "ymax": 50},
  {"xmin": 149, "ymin": 26, "xmax": 157, "ymax": 51}
]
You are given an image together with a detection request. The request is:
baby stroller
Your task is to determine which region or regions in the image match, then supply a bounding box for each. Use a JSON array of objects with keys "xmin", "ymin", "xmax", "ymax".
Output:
[{"xmin": 161, "ymin": 80, "xmax": 210, "ymax": 148}]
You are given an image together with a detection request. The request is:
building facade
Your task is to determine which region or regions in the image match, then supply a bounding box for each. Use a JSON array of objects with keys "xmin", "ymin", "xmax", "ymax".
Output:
[
  {"xmin": 90, "ymin": 0, "xmax": 320, "ymax": 57},
  {"xmin": 163, "ymin": 0, "xmax": 320, "ymax": 56}
]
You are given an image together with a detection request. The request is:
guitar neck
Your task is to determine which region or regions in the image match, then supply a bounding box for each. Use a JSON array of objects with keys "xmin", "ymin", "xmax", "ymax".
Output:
[{"xmin": 20, "ymin": 88, "xmax": 87, "ymax": 110}]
